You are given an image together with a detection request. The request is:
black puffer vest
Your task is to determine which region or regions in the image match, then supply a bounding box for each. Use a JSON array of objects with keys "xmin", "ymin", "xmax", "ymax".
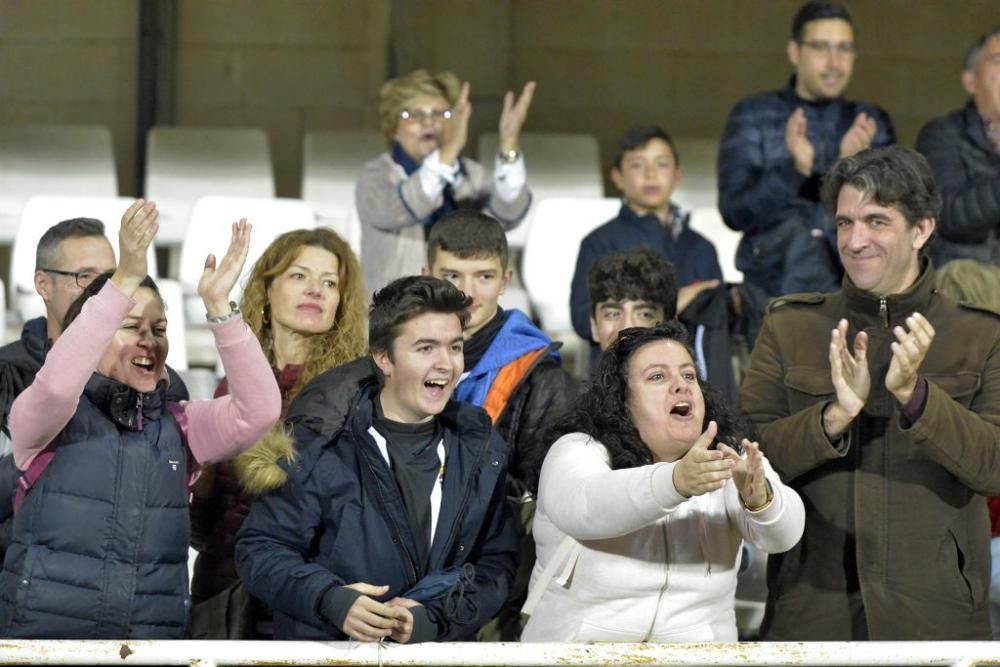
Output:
[{"xmin": 0, "ymin": 374, "xmax": 191, "ymax": 638}]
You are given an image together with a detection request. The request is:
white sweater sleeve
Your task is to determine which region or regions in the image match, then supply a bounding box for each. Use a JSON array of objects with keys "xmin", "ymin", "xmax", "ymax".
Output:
[{"xmin": 537, "ymin": 433, "xmax": 687, "ymax": 541}]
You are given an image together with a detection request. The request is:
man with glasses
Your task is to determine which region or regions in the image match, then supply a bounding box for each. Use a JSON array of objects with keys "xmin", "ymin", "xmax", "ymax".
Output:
[{"xmin": 718, "ymin": 1, "xmax": 895, "ymax": 297}]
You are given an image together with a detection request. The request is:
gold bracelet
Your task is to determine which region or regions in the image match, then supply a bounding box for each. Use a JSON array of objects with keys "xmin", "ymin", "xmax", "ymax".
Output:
[{"xmin": 742, "ymin": 481, "xmax": 774, "ymax": 512}]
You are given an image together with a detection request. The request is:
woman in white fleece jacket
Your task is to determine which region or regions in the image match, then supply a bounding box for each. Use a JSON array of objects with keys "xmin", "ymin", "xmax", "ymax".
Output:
[{"xmin": 521, "ymin": 322, "xmax": 804, "ymax": 643}]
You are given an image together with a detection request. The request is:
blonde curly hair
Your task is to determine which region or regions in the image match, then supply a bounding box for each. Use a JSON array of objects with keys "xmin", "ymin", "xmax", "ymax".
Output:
[
  {"xmin": 378, "ymin": 68, "xmax": 462, "ymax": 144},
  {"xmin": 240, "ymin": 228, "xmax": 367, "ymax": 397}
]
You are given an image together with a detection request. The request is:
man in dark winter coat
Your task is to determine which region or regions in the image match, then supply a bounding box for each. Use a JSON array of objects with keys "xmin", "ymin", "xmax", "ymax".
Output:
[
  {"xmin": 718, "ymin": 1, "xmax": 895, "ymax": 296},
  {"xmin": 742, "ymin": 146, "xmax": 1000, "ymax": 640},
  {"xmin": 916, "ymin": 28, "xmax": 1000, "ymax": 267},
  {"xmin": 236, "ymin": 276, "xmax": 517, "ymax": 642}
]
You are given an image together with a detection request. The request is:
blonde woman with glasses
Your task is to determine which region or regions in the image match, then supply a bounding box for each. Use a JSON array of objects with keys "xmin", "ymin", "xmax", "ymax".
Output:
[{"xmin": 355, "ymin": 69, "xmax": 535, "ymax": 295}]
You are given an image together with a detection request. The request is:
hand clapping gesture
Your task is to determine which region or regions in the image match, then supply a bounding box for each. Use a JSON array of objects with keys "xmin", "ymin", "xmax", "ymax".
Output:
[
  {"xmin": 824, "ymin": 318, "xmax": 870, "ymax": 438},
  {"xmin": 111, "ymin": 199, "xmax": 159, "ymax": 295},
  {"xmin": 839, "ymin": 112, "xmax": 878, "ymax": 159},
  {"xmin": 672, "ymin": 421, "xmax": 734, "ymax": 498},
  {"xmin": 785, "ymin": 108, "xmax": 815, "ymax": 177},
  {"xmin": 719, "ymin": 439, "xmax": 771, "ymax": 510},
  {"xmin": 439, "ymin": 81, "xmax": 472, "ymax": 167},
  {"xmin": 886, "ymin": 312, "xmax": 935, "ymax": 405},
  {"xmin": 498, "ymin": 81, "xmax": 536, "ymax": 154},
  {"xmin": 198, "ymin": 218, "xmax": 251, "ymax": 319}
]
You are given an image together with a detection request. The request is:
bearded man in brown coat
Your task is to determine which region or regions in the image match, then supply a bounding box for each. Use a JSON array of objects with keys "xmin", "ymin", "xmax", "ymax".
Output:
[{"xmin": 742, "ymin": 145, "xmax": 1000, "ymax": 640}]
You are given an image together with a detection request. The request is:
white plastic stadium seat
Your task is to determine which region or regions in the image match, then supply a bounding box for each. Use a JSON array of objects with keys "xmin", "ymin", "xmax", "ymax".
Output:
[
  {"xmin": 521, "ymin": 197, "xmax": 621, "ymax": 336},
  {"xmin": 670, "ymin": 137, "xmax": 721, "ymax": 213},
  {"xmin": 0, "ymin": 124, "xmax": 118, "ymax": 243},
  {"xmin": 687, "ymin": 206, "xmax": 744, "ymax": 284},
  {"xmin": 478, "ymin": 132, "xmax": 603, "ymax": 250},
  {"xmin": 145, "ymin": 127, "xmax": 275, "ymax": 245},
  {"xmin": 11, "ymin": 196, "xmax": 159, "ymax": 324},
  {"xmin": 178, "ymin": 196, "xmax": 317, "ymax": 327},
  {"xmin": 301, "ymin": 130, "xmax": 384, "ymax": 257}
]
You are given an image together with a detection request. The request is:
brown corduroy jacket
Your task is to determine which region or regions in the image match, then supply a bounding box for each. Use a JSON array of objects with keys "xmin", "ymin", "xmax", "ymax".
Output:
[{"xmin": 741, "ymin": 261, "xmax": 1000, "ymax": 640}]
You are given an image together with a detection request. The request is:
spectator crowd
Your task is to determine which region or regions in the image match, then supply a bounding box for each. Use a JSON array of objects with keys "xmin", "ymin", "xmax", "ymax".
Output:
[{"xmin": 0, "ymin": 0, "xmax": 998, "ymax": 646}]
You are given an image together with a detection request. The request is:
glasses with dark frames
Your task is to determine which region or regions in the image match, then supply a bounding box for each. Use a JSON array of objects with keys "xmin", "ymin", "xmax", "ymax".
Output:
[{"xmin": 39, "ymin": 268, "xmax": 101, "ymax": 289}]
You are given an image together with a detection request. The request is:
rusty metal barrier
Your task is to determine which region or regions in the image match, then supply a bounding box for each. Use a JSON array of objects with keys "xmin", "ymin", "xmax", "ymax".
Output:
[{"xmin": 0, "ymin": 640, "xmax": 999, "ymax": 666}]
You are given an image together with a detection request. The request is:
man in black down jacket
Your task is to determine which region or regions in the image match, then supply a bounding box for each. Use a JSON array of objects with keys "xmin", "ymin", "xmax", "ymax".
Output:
[
  {"xmin": 916, "ymin": 28, "xmax": 1000, "ymax": 268},
  {"xmin": 717, "ymin": 1, "xmax": 895, "ymax": 297},
  {"xmin": 236, "ymin": 276, "xmax": 517, "ymax": 642}
]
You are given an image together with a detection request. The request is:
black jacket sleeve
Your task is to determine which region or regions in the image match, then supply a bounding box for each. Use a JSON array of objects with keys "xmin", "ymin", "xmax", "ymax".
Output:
[{"xmin": 916, "ymin": 112, "xmax": 1000, "ymax": 245}]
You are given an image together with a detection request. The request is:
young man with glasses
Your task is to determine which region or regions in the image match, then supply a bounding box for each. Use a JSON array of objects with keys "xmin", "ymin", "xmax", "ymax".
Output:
[{"xmin": 718, "ymin": 1, "xmax": 895, "ymax": 297}]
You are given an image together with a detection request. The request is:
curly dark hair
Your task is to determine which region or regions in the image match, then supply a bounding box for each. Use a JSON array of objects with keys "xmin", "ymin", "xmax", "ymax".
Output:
[{"xmin": 527, "ymin": 321, "xmax": 752, "ymax": 491}]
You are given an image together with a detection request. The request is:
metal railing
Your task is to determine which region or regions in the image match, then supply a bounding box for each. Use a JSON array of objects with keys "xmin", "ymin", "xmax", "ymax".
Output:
[{"xmin": 1, "ymin": 640, "xmax": 999, "ymax": 666}]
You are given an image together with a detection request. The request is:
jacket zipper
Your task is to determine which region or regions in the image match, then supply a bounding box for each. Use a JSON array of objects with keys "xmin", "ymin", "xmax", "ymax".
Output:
[
  {"xmin": 879, "ymin": 296, "xmax": 888, "ymax": 328},
  {"xmin": 433, "ymin": 433, "xmax": 486, "ymax": 570},
  {"xmin": 136, "ymin": 393, "xmax": 143, "ymax": 431},
  {"xmin": 360, "ymin": 443, "xmax": 419, "ymax": 587}
]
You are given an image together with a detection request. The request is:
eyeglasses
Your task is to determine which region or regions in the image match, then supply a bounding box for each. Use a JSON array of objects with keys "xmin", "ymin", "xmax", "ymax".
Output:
[
  {"xmin": 40, "ymin": 268, "xmax": 101, "ymax": 289},
  {"xmin": 398, "ymin": 108, "xmax": 453, "ymax": 123},
  {"xmin": 799, "ymin": 40, "xmax": 855, "ymax": 56}
]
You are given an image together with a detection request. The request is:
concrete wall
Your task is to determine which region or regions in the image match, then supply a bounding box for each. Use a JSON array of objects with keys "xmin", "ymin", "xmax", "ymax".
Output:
[
  {"xmin": 174, "ymin": 0, "xmax": 390, "ymax": 197},
  {"xmin": 0, "ymin": 0, "xmax": 139, "ymax": 194},
  {"xmin": 0, "ymin": 0, "xmax": 996, "ymax": 198}
]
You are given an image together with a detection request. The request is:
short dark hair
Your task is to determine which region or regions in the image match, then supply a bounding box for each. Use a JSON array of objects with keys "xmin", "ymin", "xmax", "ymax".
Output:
[
  {"xmin": 368, "ymin": 275, "xmax": 472, "ymax": 359},
  {"xmin": 791, "ymin": 1, "xmax": 853, "ymax": 42},
  {"xmin": 63, "ymin": 271, "xmax": 162, "ymax": 332},
  {"xmin": 35, "ymin": 217, "xmax": 106, "ymax": 271},
  {"xmin": 964, "ymin": 28, "xmax": 1000, "ymax": 71},
  {"xmin": 426, "ymin": 210, "xmax": 509, "ymax": 269},
  {"xmin": 588, "ymin": 249, "xmax": 678, "ymax": 321},
  {"xmin": 526, "ymin": 321, "xmax": 751, "ymax": 491},
  {"xmin": 614, "ymin": 126, "xmax": 680, "ymax": 169},
  {"xmin": 821, "ymin": 146, "xmax": 942, "ymax": 227}
]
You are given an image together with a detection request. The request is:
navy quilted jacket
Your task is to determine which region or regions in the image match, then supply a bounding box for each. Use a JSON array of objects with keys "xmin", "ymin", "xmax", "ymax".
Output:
[{"xmin": 0, "ymin": 375, "xmax": 191, "ymax": 639}]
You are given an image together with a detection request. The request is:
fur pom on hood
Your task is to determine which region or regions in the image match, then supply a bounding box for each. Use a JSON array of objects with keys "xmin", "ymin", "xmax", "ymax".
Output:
[{"xmin": 234, "ymin": 422, "xmax": 297, "ymax": 495}]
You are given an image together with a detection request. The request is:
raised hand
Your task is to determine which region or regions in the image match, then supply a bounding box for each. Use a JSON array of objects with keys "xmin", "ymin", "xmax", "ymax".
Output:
[
  {"xmin": 198, "ymin": 218, "xmax": 251, "ymax": 318},
  {"xmin": 886, "ymin": 312, "xmax": 935, "ymax": 405},
  {"xmin": 719, "ymin": 439, "xmax": 770, "ymax": 510},
  {"xmin": 498, "ymin": 81, "xmax": 536, "ymax": 154},
  {"xmin": 111, "ymin": 199, "xmax": 158, "ymax": 294},
  {"xmin": 672, "ymin": 421, "xmax": 734, "ymax": 498},
  {"xmin": 839, "ymin": 112, "xmax": 878, "ymax": 159},
  {"xmin": 340, "ymin": 583, "xmax": 403, "ymax": 642},
  {"xmin": 785, "ymin": 108, "xmax": 815, "ymax": 177},
  {"xmin": 439, "ymin": 81, "xmax": 471, "ymax": 167},
  {"xmin": 386, "ymin": 596, "xmax": 421, "ymax": 643},
  {"xmin": 825, "ymin": 318, "xmax": 870, "ymax": 438}
]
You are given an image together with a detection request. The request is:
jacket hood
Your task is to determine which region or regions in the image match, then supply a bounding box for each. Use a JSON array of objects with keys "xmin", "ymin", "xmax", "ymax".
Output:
[
  {"xmin": 461, "ymin": 310, "xmax": 555, "ymax": 379},
  {"xmin": 234, "ymin": 356, "xmax": 374, "ymax": 494},
  {"xmin": 234, "ymin": 422, "xmax": 297, "ymax": 495}
]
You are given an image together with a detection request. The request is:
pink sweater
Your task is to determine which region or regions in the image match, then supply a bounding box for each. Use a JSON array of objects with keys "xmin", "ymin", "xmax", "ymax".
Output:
[{"xmin": 10, "ymin": 281, "xmax": 281, "ymax": 471}]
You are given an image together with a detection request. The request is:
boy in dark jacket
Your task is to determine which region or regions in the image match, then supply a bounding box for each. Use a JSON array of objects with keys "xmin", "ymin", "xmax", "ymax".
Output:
[
  {"xmin": 236, "ymin": 276, "xmax": 518, "ymax": 642},
  {"xmin": 423, "ymin": 210, "xmax": 577, "ymax": 639}
]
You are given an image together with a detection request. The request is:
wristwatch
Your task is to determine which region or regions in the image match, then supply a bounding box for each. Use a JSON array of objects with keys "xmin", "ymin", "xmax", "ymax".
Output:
[
  {"xmin": 497, "ymin": 148, "xmax": 521, "ymax": 164},
  {"xmin": 206, "ymin": 301, "xmax": 241, "ymax": 324}
]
